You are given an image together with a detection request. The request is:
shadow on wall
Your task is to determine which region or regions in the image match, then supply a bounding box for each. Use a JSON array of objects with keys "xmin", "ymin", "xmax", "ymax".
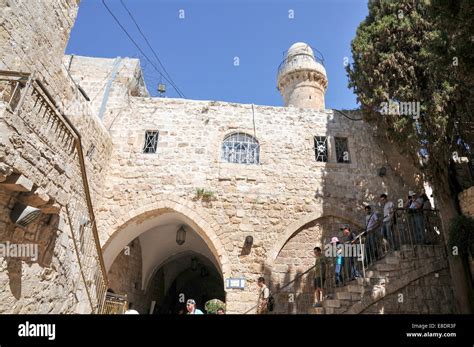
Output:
[
  {"xmin": 0, "ymin": 189, "xmax": 59, "ymax": 300},
  {"xmin": 262, "ymin": 116, "xmax": 423, "ymax": 314}
]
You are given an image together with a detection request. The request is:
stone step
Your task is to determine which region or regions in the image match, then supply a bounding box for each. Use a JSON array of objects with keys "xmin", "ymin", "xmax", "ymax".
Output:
[
  {"xmin": 364, "ymin": 270, "xmax": 385, "ymax": 278},
  {"xmin": 336, "ymin": 291, "xmax": 352, "ymax": 300},
  {"xmin": 374, "ymin": 263, "xmax": 399, "ymax": 272},
  {"xmin": 380, "ymin": 256, "xmax": 400, "ymax": 265},
  {"xmin": 324, "ymin": 307, "xmax": 335, "ymax": 314},
  {"xmin": 308, "ymin": 307, "xmax": 325, "ymax": 314},
  {"xmin": 324, "ymin": 299, "xmax": 341, "ymax": 308}
]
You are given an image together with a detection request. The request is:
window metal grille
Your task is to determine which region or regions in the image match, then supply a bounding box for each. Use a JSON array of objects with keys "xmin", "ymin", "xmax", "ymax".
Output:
[
  {"xmin": 314, "ymin": 136, "xmax": 328, "ymax": 162},
  {"xmin": 143, "ymin": 131, "xmax": 159, "ymax": 153},
  {"xmin": 222, "ymin": 133, "xmax": 259, "ymax": 164}
]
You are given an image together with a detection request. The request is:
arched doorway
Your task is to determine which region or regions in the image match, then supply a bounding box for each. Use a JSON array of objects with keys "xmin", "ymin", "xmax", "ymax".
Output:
[
  {"xmin": 150, "ymin": 251, "xmax": 225, "ymax": 314},
  {"xmin": 102, "ymin": 205, "xmax": 230, "ymax": 314}
]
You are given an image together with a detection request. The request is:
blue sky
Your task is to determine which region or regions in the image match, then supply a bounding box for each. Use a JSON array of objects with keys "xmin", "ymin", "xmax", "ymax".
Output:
[{"xmin": 67, "ymin": 0, "xmax": 368, "ymax": 109}]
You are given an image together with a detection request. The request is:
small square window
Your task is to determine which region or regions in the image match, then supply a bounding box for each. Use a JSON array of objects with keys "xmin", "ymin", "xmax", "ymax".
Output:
[
  {"xmin": 335, "ymin": 137, "xmax": 350, "ymax": 163},
  {"xmin": 143, "ymin": 131, "xmax": 159, "ymax": 154},
  {"xmin": 314, "ymin": 136, "xmax": 328, "ymax": 162}
]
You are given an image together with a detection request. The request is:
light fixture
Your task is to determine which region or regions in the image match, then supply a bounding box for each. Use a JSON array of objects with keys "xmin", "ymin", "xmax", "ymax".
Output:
[
  {"xmin": 176, "ymin": 225, "xmax": 186, "ymax": 245},
  {"xmin": 10, "ymin": 203, "xmax": 41, "ymax": 227},
  {"xmin": 158, "ymin": 83, "xmax": 166, "ymax": 96},
  {"xmin": 245, "ymin": 236, "xmax": 253, "ymax": 245}
]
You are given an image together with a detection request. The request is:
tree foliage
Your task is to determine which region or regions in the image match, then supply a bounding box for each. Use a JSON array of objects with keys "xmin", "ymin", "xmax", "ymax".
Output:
[{"xmin": 347, "ymin": 0, "xmax": 474, "ymax": 199}]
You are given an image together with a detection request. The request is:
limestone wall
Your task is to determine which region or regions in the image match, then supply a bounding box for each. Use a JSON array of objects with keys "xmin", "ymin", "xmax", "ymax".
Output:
[
  {"xmin": 107, "ymin": 238, "xmax": 147, "ymax": 313},
  {"xmin": 459, "ymin": 187, "xmax": 474, "ymax": 217},
  {"xmin": 0, "ymin": 0, "xmax": 113, "ymax": 313},
  {"xmin": 362, "ymin": 267, "xmax": 455, "ymax": 314},
  {"xmin": 97, "ymin": 96, "xmax": 422, "ymax": 313}
]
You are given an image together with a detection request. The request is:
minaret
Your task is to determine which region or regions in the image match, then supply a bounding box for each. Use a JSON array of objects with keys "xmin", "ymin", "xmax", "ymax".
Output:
[{"xmin": 277, "ymin": 42, "xmax": 328, "ymax": 110}]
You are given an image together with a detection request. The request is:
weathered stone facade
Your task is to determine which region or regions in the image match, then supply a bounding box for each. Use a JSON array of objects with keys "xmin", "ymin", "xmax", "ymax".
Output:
[
  {"xmin": 0, "ymin": 0, "xmax": 111, "ymax": 313},
  {"xmin": 0, "ymin": 0, "xmax": 462, "ymax": 314},
  {"xmin": 459, "ymin": 187, "xmax": 474, "ymax": 217}
]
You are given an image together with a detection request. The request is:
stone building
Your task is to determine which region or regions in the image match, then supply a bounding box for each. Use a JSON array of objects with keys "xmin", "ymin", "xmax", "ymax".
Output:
[{"xmin": 0, "ymin": 0, "xmax": 467, "ymax": 314}]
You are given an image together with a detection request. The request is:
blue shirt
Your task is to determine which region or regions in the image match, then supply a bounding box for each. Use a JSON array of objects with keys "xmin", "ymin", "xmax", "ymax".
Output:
[{"xmin": 188, "ymin": 309, "xmax": 204, "ymax": 314}]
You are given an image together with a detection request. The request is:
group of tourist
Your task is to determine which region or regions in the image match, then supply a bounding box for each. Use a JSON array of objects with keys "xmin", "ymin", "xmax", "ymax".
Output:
[{"xmin": 311, "ymin": 191, "xmax": 434, "ymax": 307}]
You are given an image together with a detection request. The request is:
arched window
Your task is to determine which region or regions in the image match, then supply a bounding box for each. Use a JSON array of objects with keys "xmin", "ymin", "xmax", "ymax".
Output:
[{"xmin": 222, "ymin": 133, "xmax": 259, "ymax": 164}]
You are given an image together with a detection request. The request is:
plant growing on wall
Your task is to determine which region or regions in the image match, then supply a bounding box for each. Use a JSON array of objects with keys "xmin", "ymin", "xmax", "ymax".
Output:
[{"xmin": 195, "ymin": 188, "xmax": 215, "ymax": 202}]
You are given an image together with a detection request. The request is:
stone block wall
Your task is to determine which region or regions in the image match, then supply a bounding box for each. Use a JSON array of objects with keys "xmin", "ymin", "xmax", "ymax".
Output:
[
  {"xmin": 459, "ymin": 186, "xmax": 474, "ymax": 217},
  {"xmin": 362, "ymin": 268, "xmax": 455, "ymax": 314},
  {"xmin": 96, "ymin": 95, "xmax": 423, "ymax": 313},
  {"xmin": 0, "ymin": 0, "xmax": 114, "ymax": 313}
]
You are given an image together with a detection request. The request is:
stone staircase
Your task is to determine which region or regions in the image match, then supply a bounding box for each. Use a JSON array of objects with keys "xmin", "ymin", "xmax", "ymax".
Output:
[{"xmin": 308, "ymin": 244, "xmax": 448, "ymax": 314}]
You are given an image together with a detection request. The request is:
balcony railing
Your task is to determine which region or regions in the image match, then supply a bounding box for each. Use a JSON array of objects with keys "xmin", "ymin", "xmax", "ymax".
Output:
[
  {"xmin": 0, "ymin": 70, "xmax": 108, "ymax": 313},
  {"xmin": 277, "ymin": 46, "xmax": 325, "ymax": 77}
]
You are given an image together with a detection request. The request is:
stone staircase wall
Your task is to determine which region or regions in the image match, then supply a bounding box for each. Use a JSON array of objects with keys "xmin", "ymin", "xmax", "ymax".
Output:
[{"xmin": 307, "ymin": 245, "xmax": 455, "ymax": 314}]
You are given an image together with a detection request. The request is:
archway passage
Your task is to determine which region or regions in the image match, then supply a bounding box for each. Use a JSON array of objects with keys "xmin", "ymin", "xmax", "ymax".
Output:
[
  {"xmin": 104, "ymin": 209, "xmax": 227, "ymax": 314},
  {"xmin": 152, "ymin": 252, "xmax": 225, "ymax": 314}
]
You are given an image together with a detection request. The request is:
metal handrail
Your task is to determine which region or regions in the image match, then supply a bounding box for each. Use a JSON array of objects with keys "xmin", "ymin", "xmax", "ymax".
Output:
[
  {"xmin": 245, "ymin": 208, "xmax": 446, "ymax": 314},
  {"xmin": 243, "ymin": 263, "xmax": 317, "ymax": 314}
]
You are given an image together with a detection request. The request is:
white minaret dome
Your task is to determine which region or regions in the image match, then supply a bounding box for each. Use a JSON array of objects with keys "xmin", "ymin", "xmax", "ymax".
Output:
[
  {"xmin": 288, "ymin": 42, "xmax": 314, "ymax": 57},
  {"xmin": 277, "ymin": 42, "xmax": 328, "ymax": 110}
]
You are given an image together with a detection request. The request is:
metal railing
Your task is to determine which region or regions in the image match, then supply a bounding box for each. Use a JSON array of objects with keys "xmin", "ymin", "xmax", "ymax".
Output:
[
  {"xmin": 316, "ymin": 208, "xmax": 445, "ymax": 298},
  {"xmin": 277, "ymin": 45, "xmax": 325, "ymax": 77},
  {"xmin": 262, "ymin": 209, "xmax": 447, "ymax": 313},
  {"xmin": 0, "ymin": 70, "xmax": 109, "ymax": 313},
  {"xmin": 103, "ymin": 292, "xmax": 128, "ymax": 314}
]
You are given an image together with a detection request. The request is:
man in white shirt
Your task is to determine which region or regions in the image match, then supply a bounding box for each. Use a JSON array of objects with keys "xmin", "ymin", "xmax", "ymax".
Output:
[
  {"xmin": 186, "ymin": 299, "xmax": 204, "ymax": 314},
  {"xmin": 380, "ymin": 193, "xmax": 396, "ymax": 250},
  {"xmin": 256, "ymin": 277, "xmax": 270, "ymax": 314}
]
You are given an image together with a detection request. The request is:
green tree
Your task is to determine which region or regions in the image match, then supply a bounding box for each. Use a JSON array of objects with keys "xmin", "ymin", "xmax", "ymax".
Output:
[{"xmin": 346, "ymin": 0, "xmax": 474, "ymax": 312}]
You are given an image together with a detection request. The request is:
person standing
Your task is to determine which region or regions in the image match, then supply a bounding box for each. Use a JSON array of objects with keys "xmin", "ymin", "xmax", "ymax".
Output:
[
  {"xmin": 313, "ymin": 246, "xmax": 327, "ymax": 307},
  {"xmin": 364, "ymin": 205, "xmax": 380, "ymax": 266},
  {"xmin": 380, "ymin": 194, "xmax": 396, "ymax": 250},
  {"xmin": 341, "ymin": 226, "xmax": 361, "ymax": 280},
  {"xmin": 408, "ymin": 192, "xmax": 425, "ymax": 243},
  {"xmin": 186, "ymin": 299, "xmax": 204, "ymax": 314},
  {"xmin": 330, "ymin": 237, "xmax": 344, "ymax": 286},
  {"xmin": 256, "ymin": 277, "xmax": 270, "ymax": 314}
]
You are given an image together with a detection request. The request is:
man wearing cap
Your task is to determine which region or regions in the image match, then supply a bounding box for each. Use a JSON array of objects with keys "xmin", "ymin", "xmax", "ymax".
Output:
[{"xmin": 186, "ymin": 299, "xmax": 204, "ymax": 314}]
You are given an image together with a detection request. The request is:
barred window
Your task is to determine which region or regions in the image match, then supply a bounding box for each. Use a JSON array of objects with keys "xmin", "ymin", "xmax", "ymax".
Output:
[
  {"xmin": 222, "ymin": 133, "xmax": 259, "ymax": 164},
  {"xmin": 314, "ymin": 136, "xmax": 328, "ymax": 162},
  {"xmin": 335, "ymin": 137, "xmax": 350, "ymax": 163},
  {"xmin": 143, "ymin": 131, "xmax": 159, "ymax": 153}
]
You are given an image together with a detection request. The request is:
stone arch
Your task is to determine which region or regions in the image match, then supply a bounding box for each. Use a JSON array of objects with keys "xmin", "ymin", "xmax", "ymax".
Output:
[
  {"xmin": 266, "ymin": 207, "xmax": 364, "ymax": 268},
  {"xmin": 101, "ymin": 197, "xmax": 231, "ymax": 283}
]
